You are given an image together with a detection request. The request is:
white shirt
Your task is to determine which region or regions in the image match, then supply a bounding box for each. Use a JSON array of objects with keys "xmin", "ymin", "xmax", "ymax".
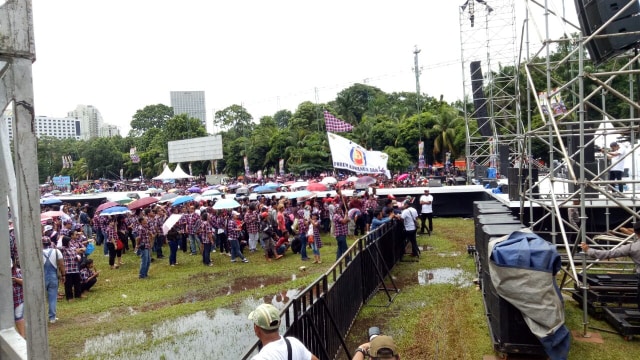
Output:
[
  {"xmin": 420, "ymin": 194, "xmax": 433, "ymax": 214},
  {"xmin": 401, "ymin": 207, "xmax": 419, "ymax": 231},
  {"xmin": 251, "ymin": 336, "xmax": 313, "ymax": 360},
  {"xmin": 610, "ymin": 147, "xmax": 626, "ymax": 172},
  {"xmin": 43, "ymin": 248, "xmax": 62, "ymax": 269}
]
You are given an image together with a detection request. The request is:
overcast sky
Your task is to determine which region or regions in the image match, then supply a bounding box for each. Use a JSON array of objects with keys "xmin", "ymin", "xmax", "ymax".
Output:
[{"xmin": 29, "ymin": 0, "xmax": 578, "ymax": 135}]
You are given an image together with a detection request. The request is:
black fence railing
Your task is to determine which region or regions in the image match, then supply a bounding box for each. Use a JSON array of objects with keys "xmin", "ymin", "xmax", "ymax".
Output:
[{"xmin": 241, "ymin": 220, "xmax": 405, "ymax": 360}]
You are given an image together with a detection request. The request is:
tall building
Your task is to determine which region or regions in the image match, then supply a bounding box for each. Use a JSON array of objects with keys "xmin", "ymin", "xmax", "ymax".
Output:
[
  {"xmin": 3, "ymin": 110, "xmax": 81, "ymax": 140},
  {"xmin": 100, "ymin": 124, "xmax": 121, "ymax": 138},
  {"xmin": 67, "ymin": 104, "xmax": 103, "ymax": 140},
  {"xmin": 170, "ymin": 91, "xmax": 207, "ymax": 126}
]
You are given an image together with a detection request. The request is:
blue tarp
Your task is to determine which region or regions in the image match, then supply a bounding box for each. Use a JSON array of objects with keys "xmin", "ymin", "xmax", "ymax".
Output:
[{"xmin": 489, "ymin": 230, "xmax": 570, "ymax": 360}]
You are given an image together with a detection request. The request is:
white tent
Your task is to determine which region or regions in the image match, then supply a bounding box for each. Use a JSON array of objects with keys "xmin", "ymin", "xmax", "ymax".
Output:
[
  {"xmin": 152, "ymin": 164, "xmax": 175, "ymax": 180},
  {"xmin": 172, "ymin": 163, "xmax": 194, "ymax": 179},
  {"xmin": 594, "ymin": 117, "xmax": 615, "ymax": 149}
]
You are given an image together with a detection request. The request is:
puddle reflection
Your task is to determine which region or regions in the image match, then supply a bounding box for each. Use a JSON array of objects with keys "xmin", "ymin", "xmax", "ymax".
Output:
[
  {"xmin": 417, "ymin": 267, "xmax": 472, "ymax": 287},
  {"xmin": 81, "ymin": 289, "xmax": 300, "ymax": 359}
]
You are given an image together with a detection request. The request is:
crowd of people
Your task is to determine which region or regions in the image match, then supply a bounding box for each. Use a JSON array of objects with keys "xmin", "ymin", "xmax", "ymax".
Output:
[{"xmin": 10, "ymin": 183, "xmax": 436, "ymax": 338}]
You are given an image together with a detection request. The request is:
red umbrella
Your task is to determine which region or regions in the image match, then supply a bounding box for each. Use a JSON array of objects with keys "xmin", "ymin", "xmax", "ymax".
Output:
[
  {"xmin": 96, "ymin": 201, "xmax": 119, "ymax": 212},
  {"xmin": 307, "ymin": 183, "xmax": 328, "ymax": 191},
  {"xmin": 41, "ymin": 210, "xmax": 65, "ymax": 219},
  {"xmin": 128, "ymin": 197, "xmax": 159, "ymax": 210}
]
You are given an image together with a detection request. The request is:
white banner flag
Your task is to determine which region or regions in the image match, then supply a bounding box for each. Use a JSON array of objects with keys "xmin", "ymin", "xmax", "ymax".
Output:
[{"xmin": 326, "ymin": 132, "xmax": 390, "ymax": 177}]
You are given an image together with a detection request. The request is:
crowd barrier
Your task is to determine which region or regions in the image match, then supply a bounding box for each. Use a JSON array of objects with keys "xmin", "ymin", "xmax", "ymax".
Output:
[{"xmin": 241, "ymin": 220, "xmax": 405, "ymax": 360}]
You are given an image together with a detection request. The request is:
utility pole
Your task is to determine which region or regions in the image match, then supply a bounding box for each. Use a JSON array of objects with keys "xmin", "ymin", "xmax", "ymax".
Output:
[{"xmin": 413, "ymin": 46, "xmax": 422, "ymax": 114}]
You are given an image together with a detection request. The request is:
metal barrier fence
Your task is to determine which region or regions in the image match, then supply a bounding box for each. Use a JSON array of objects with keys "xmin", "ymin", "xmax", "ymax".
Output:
[{"xmin": 241, "ymin": 220, "xmax": 405, "ymax": 360}]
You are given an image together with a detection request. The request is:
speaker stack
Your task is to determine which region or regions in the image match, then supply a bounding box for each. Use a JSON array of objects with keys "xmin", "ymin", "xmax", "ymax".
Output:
[{"xmin": 507, "ymin": 168, "xmax": 539, "ymax": 201}]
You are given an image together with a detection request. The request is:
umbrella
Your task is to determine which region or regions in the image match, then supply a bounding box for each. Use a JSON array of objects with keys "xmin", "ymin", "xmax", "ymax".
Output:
[
  {"xmin": 264, "ymin": 182, "xmax": 281, "ymax": 189},
  {"xmin": 286, "ymin": 190, "xmax": 314, "ymax": 200},
  {"xmin": 41, "ymin": 193, "xmax": 54, "ymax": 198},
  {"xmin": 354, "ymin": 176, "xmax": 377, "ymax": 189},
  {"xmin": 41, "ymin": 211, "xmax": 64, "ymax": 220},
  {"xmin": 202, "ymin": 189, "xmax": 222, "ymax": 196},
  {"xmin": 307, "ymin": 183, "xmax": 328, "ymax": 191},
  {"xmin": 158, "ymin": 193, "xmax": 179, "ymax": 203},
  {"xmin": 290, "ymin": 181, "xmax": 308, "ymax": 190},
  {"xmin": 212, "ymin": 198, "xmax": 241, "ymax": 210},
  {"xmin": 200, "ymin": 194, "xmax": 223, "ymax": 202},
  {"xmin": 162, "ymin": 214, "xmax": 183, "ymax": 235},
  {"xmin": 254, "ymin": 185, "xmax": 277, "ymax": 194},
  {"xmin": 397, "ymin": 173, "xmax": 409, "ymax": 181},
  {"xmin": 336, "ymin": 180, "xmax": 348, "ymax": 188},
  {"xmin": 167, "ymin": 188, "xmax": 179, "ymax": 193},
  {"xmin": 50, "ymin": 190, "xmax": 62, "ymax": 195},
  {"xmin": 96, "ymin": 201, "xmax": 119, "ymax": 212},
  {"xmin": 346, "ymin": 176, "xmax": 359, "ymax": 182},
  {"xmin": 171, "ymin": 195, "xmax": 195, "ymax": 207},
  {"xmin": 145, "ymin": 187, "xmax": 162, "ymax": 194},
  {"xmin": 128, "ymin": 197, "xmax": 159, "ymax": 210},
  {"xmin": 320, "ymin": 176, "xmax": 337, "ymax": 185},
  {"xmin": 99, "ymin": 206, "xmax": 131, "ymax": 216},
  {"xmin": 227, "ymin": 184, "xmax": 241, "ymax": 190},
  {"xmin": 40, "ymin": 198, "xmax": 62, "ymax": 206},
  {"xmin": 188, "ymin": 186, "xmax": 201, "ymax": 193}
]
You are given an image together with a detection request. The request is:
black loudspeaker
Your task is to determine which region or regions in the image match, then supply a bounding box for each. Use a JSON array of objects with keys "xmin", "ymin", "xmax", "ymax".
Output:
[
  {"xmin": 470, "ymin": 61, "xmax": 492, "ymax": 137},
  {"xmin": 475, "ymin": 165, "xmax": 487, "ymax": 179},
  {"xmin": 566, "ymin": 124, "xmax": 596, "ymax": 162},
  {"xmin": 507, "ymin": 168, "xmax": 539, "ymax": 201},
  {"xmin": 498, "ymin": 145, "xmax": 510, "ymax": 178},
  {"xmin": 575, "ymin": 0, "xmax": 640, "ymax": 65}
]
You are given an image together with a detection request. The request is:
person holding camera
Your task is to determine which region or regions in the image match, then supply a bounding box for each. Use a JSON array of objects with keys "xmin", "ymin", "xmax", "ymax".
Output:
[
  {"xmin": 248, "ymin": 303, "xmax": 319, "ymax": 360},
  {"xmin": 353, "ymin": 335, "xmax": 401, "ymax": 359}
]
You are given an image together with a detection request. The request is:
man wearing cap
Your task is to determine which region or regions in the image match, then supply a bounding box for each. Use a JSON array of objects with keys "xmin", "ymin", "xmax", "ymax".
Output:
[
  {"xmin": 581, "ymin": 221, "xmax": 640, "ymax": 309},
  {"xmin": 248, "ymin": 303, "xmax": 318, "ymax": 360},
  {"xmin": 419, "ymin": 188, "xmax": 433, "ymax": 234},
  {"xmin": 42, "ymin": 236, "xmax": 64, "ymax": 323},
  {"xmin": 603, "ymin": 142, "xmax": 626, "ymax": 195},
  {"xmin": 353, "ymin": 335, "xmax": 400, "ymax": 359}
]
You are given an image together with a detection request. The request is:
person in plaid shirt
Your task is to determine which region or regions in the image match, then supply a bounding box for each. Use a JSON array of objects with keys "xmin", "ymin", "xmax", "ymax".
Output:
[
  {"xmin": 295, "ymin": 209, "xmax": 310, "ymax": 261},
  {"xmin": 244, "ymin": 204, "xmax": 260, "ymax": 252},
  {"xmin": 214, "ymin": 210, "xmax": 230, "ymax": 255},
  {"xmin": 181, "ymin": 205, "xmax": 201, "ymax": 255},
  {"xmin": 198, "ymin": 212, "xmax": 215, "ymax": 266},
  {"xmin": 364, "ymin": 194, "xmax": 379, "ymax": 233},
  {"xmin": 149, "ymin": 209, "xmax": 165, "ymax": 259},
  {"xmin": 61, "ymin": 236, "xmax": 83, "ymax": 301},
  {"xmin": 136, "ymin": 216, "xmax": 152, "ymax": 279},
  {"xmin": 11, "ymin": 259, "xmax": 25, "ymax": 338},
  {"xmin": 227, "ymin": 211, "xmax": 248, "ymax": 263},
  {"xmin": 333, "ymin": 204, "xmax": 350, "ymax": 260},
  {"xmin": 104, "ymin": 216, "xmax": 120, "ymax": 269}
]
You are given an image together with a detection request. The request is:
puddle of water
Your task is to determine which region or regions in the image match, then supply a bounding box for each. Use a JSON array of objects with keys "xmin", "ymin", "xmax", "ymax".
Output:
[
  {"xmin": 81, "ymin": 290, "xmax": 300, "ymax": 360},
  {"xmin": 436, "ymin": 251, "xmax": 461, "ymax": 257},
  {"xmin": 417, "ymin": 267, "xmax": 473, "ymax": 288}
]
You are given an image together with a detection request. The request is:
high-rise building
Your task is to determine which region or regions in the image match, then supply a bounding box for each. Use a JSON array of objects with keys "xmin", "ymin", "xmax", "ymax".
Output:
[
  {"xmin": 67, "ymin": 104, "xmax": 103, "ymax": 140},
  {"xmin": 100, "ymin": 124, "xmax": 121, "ymax": 138},
  {"xmin": 170, "ymin": 91, "xmax": 207, "ymax": 126},
  {"xmin": 3, "ymin": 110, "xmax": 81, "ymax": 140}
]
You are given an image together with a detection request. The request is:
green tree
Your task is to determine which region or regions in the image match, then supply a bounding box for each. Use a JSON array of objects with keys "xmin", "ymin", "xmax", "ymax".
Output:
[
  {"xmin": 273, "ymin": 109, "xmax": 292, "ymax": 129},
  {"xmin": 214, "ymin": 104, "xmax": 254, "ymax": 134},
  {"xmin": 129, "ymin": 104, "xmax": 174, "ymax": 137}
]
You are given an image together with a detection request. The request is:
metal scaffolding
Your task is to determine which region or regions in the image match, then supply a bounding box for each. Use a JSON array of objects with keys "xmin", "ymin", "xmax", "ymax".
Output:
[{"xmin": 459, "ymin": 0, "xmax": 522, "ymax": 180}]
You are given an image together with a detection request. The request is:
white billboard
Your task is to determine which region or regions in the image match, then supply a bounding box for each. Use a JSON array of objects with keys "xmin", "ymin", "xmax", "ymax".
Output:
[{"xmin": 168, "ymin": 135, "xmax": 223, "ymax": 163}]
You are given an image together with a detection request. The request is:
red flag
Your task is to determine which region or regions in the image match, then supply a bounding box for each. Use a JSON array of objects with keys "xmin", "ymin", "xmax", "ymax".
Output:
[{"xmin": 323, "ymin": 111, "xmax": 353, "ymax": 132}]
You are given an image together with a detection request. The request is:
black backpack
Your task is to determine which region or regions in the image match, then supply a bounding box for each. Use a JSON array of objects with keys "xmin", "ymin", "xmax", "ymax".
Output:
[{"xmin": 290, "ymin": 236, "xmax": 302, "ymax": 254}]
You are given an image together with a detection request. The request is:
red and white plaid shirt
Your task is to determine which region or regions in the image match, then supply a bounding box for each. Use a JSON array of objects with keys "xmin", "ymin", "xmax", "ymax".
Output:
[
  {"xmin": 333, "ymin": 211, "xmax": 348, "ymax": 236},
  {"xmin": 244, "ymin": 211, "xmax": 259, "ymax": 234}
]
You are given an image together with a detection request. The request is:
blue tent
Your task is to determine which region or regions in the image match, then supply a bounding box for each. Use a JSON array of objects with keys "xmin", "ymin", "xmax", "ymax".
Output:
[{"xmin": 489, "ymin": 230, "xmax": 570, "ymax": 360}]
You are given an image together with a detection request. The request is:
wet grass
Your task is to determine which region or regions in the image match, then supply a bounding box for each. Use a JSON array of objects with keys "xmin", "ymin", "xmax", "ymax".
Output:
[{"xmin": 50, "ymin": 218, "xmax": 640, "ymax": 359}]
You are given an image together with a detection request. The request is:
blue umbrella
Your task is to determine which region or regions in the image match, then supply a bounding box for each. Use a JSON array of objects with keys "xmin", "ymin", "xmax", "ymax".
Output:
[
  {"xmin": 171, "ymin": 195, "xmax": 195, "ymax": 207},
  {"xmin": 264, "ymin": 182, "xmax": 281, "ymax": 189},
  {"xmin": 99, "ymin": 206, "xmax": 131, "ymax": 216},
  {"xmin": 254, "ymin": 186, "xmax": 277, "ymax": 194},
  {"xmin": 40, "ymin": 198, "xmax": 62, "ymax": 206}
]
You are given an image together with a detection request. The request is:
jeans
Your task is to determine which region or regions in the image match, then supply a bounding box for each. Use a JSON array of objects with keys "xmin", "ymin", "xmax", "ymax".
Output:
[
  {"xmin": 44, "ymin": 268, "xmax": 58, "ymax": 320},
  {"xmin": 95, "ymin": 228, "xmax": 104, "ymax": 245},
  {"xmin": 168, "ymin": 239, "xmax": 179, "ymax": 265},
  {"xmin": 336, "ymin": 235, "xmax": 347, "ymax": 260},
  {"xmin": 139, "ymin": 249, "xmax": 150, "ymax": 278},
  {"xmin": 420, "ymin": 213, "xmax": 433, "ymax": 233},
  {"xmin": 229, "ymin": 239, "xmax": 245, "ymax": 261},
  {"xmin": 101, "ymin": 231, "xmax": 109, "ymax": 255},
  {"xmin": 299, "ymin": 234, "xmax": 309, "ymax": 260},
  {"xmin": 83, "ymin": 224, "xmax": 93, "ymax": 239},
  {"xmin": 405, "ymin": 229, "xmax": 419, "ymax": 257},
  {"xmin": 180, "ymin": 233, "xmax": 188, "ymax": 253},
  {"xmin": 203, "ymin": 243, "xmax": 212, "ymax": 265},
  {"xmin": 610, "ymin": 170, "xmax": 624, "ymax": 192},
  {"xmin": 309, "ymin": 237, "xmax": 319, "ymax": 256},
  {"xmin": 154, "ymin": 235, "xmax": 165, "ymax": 257},
  {"xmin": 188, "ymin": 234, "xmax": 200, "ymax": 254}
]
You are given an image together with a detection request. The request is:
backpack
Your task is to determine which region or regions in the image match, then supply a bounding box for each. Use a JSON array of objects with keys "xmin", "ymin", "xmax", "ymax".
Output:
[{"xmin": 290, "ymin": 236, "xmax": 302, "ymax": 254}]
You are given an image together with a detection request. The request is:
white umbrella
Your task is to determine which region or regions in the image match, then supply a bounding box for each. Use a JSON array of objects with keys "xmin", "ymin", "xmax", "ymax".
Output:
[
  {"xmin": 290, "ymin": 181, "xmax": 309, "ymax": 190},
  {"xmin": 162, "ymin": 214, "xmax": 183, "ymax": 235},
  {"xmin": 320, "ymin": 176, "xmax": 337, "ymax": 185},
  {"xmin": 212, "ymin": 198, "xmax": 241, "ymax": 210},
  {"xmin": 202, "ymin": 189, "xmax": 222, "ymax": 196},
  {"xmin": 346, "ymin": 176, "xmax": 359, "ymax": 182}
]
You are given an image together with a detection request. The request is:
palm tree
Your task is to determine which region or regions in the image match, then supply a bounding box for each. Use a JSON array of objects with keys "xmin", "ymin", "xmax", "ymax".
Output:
[{"xmin": 432, "ymin": 106, "xmax": 461, "ymax": 162}]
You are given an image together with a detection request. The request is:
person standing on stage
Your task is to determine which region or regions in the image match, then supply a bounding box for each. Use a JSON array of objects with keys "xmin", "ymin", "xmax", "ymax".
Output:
[{"xmin": 419, "ymin": 189, "xmax": 433, "ymax": 234}]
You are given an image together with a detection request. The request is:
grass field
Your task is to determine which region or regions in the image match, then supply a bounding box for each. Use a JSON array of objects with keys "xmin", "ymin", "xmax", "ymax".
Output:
[{"xmin": 49, "ymin": 218, "xmax": 640, "ymax": 359}]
